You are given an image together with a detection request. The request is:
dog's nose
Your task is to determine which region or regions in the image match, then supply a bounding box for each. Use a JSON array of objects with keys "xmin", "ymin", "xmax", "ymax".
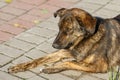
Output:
[{"xmin": 52, "ymin": 44, "xmax": 60, "ymax": 49}]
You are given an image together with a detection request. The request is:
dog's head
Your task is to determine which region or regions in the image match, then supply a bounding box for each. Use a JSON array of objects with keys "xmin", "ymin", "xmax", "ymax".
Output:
[{"xmin": 53, "ymin": 8, "xmax": 96, "ymax": 49}]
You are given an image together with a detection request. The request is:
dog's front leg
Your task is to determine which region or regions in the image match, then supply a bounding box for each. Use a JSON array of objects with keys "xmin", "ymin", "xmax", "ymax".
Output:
[
  {"xmin": 8, "ymin": 49, "xmax": 73, "ymax": 73},
  {"xmin": 41, "ymin": 59, "xmax": 108, "ymax": 74}
]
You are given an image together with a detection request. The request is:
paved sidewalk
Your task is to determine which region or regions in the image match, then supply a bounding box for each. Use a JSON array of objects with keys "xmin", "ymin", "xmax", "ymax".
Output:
[{"xmin": 0, "ymin": 0, "xmax": 120, "ymax": 80}]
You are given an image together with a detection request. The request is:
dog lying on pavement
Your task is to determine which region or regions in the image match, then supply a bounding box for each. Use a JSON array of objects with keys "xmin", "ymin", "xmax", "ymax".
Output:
[{"xmin": 8, "ymin": 8, "xmax": 120, "ymax": 74}]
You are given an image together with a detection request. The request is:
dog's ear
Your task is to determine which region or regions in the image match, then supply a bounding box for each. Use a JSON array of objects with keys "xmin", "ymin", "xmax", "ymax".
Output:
[
  {"xmin": 54, "ymin": 8, "xmax": 67, "ymax": 18},
  {"xmin": 76, "ymin": 12, "xmax": 96, "ymax": 34},
  {"xmin": 83, "ymin": 13, "xmax": 96, "ymax": 34}
]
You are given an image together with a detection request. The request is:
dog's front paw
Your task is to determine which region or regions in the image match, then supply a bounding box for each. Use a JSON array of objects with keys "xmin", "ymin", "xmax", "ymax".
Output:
[
  {"xmin": 41, "ymin": 68, "xmax": 64, "ymax": 74},
  {"xmin": 8, "ymin": 66, "xmax": 25, "ymax": 73}
]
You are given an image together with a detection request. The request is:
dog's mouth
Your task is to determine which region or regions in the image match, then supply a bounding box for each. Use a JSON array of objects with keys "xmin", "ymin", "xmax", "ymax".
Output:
[
  {"xmin": 64, "ymin": 42, "xmax": 73, "ymax": 49},
  {"xmin": 52, "ymin": 42, "xmax": 73, "ymax": 49}
]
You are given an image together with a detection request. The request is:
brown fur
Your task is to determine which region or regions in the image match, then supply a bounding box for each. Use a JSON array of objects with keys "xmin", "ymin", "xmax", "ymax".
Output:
[{"xmin": 8, "ymin": 8, "xmax": 120, "ymax": 74}]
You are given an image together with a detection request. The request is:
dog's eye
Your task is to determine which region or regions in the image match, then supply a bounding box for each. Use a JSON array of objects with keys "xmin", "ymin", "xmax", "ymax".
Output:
[
  {"xmin": 68, "ymin": 28, "xmax": 72, "ymax": 31},
  {"xmin": 63, "ymin": 31, "xmax": 67, "ymax": 35}
]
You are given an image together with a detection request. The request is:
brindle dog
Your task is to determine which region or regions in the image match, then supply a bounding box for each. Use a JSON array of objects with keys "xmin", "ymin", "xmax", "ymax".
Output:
[{"xmin": 8, "ymin": 8, "xmax": 120, "ymax": 74}]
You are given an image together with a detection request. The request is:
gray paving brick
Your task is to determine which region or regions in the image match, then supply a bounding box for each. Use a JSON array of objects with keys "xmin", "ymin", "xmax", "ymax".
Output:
[
  {"xmin": 40, "ymin": 73, "xmax": 74, "ymax": 80},
  {"xmin": 0, "ymin": 44, "xmax": 24, "ymax": 58},
  {"xmin": 36, "ymin": 42, "xmax": 57, "ymax": 53},
  {"xmin": 0, "ymin": 54, "xmax": 13, "ymax": 66},
  {"xmin": 27, "ymin": 76, "xmax": 45, "ymax": 80},
  {"xmin": 72, "ymin": 2, "xmax": 102, "ymax": 13},
  {"xmin": 4, "ymin": 38, "xmax": 36, "ymax": 51},
  {"xmin": 104, "ymin": 3, "xmax": 120, "ymax": 12},
  {"xmin": 26, "ymin": 27, "xmax": 57, "ymax": 39},
  {"xmin": 111, "ymin": 0, "xmax": 120, "ymax": 6},
  {"xmin": 46, "ymin": 16, "xmax": 59, "ymax": 23},
  {"xmin": 0, "ymin": 63, "xmax": 13, "ymax": 72},
  {"xmin": 0, "ymin": 71, "xmax": 22, "ymax": 80},
  {"xmin": 0, "ymin": 2, "xmax": 7, "ymax": 8},
  {"xmin": 78, "ymin": 75, "xmax": 101, "ymax": 80},
  {"xmin": 94, "ymin": 8, "xmax": 119, "ymax": 18},
  {"xmin": 25, "ymin": 49, "xmax": 47, "ymax": 59},
  {"xmin": 91, "ymin": 73, "xmax": 109, "ymax": 80},
  {"xmin": 61, "ymin": 70, "xmax": 82, "ymax": 79},
  {"xmin": 82, "ymin": 0, "xmax": 111, "ymax": 5},
  {"xmin": 62, "ymin": 0, "xmax": 80, "ymax": 3},
  {"xmin": 15, "ymin": 32, "xmax": 46, "ymax": 45},
  {"xmin": 93, "ymin": 14, "xmax": 110, "ymax": 18},
  {"xmin": 47, "ymin": 36, "xmax": 56, "ymax": 44},
  {"xmin": 71, "ymin": 6, "xmax": 95, "ymax": 14},
  {"xmin": 12, "ymin": 56, "xmax": 31, "ymax": 64},
  {"xmin": 38, "ymin": 21, "xmax": 59, "ymax": 31},
  {"xmin": 13, "ymin": 71, "xmax": 36, "ymax": 79}
]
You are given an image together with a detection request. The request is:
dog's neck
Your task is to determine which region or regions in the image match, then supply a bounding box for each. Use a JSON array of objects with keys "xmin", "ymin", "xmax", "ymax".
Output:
[{"xmin": 94, "ymin": 17, "xmax": 104, "ymax": 34}]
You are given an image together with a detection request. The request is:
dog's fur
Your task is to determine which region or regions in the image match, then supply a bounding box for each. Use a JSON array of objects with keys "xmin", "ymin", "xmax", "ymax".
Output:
[{"xmin": 8, "ymin": 8, "xmax": 120, "ymax": 74}]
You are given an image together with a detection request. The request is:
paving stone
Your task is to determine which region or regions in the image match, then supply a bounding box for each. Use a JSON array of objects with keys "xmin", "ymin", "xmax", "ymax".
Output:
[
  {"xmin": 62, "ymin": 0, "xmax": 80, "ymax": 3},
  {"xmin": 104, "ymin": 3, "xmax": 120, "ymax": 12},
  {"xmin": 15, "ymin": 32, "xmax": 46, "ymax": 45},
  {"xmin": 26, "ymin": 27, "xmax": 57, "ymax": 39},
  {"xmin": 0, "ymin": 31, "xmax": 14, "ymax": 41},
  {"xmin": 0, "ymin": 71, "xmax": 21, "ymax": 80},
  {"xmin": 78, "ymin": 75, "xmax": 101, "ymax": 80},
  {"xmin": 46, "ymin": 0, "xmax": 73, "ymax": 8},
  {"xmin": 0, "ymin": 44, "xmax": 24, "ymax": 58},
  {"xmin": 46, "ymin": 16, "xmax": 59, "ymax": 23},
  {"xmin": 28, "ymin": 8, "xmax": 52, "ymax": 19},
  {"xmin": 25, "ymin": 49, "xmax": 47, "ymax": 59},
  {"xmin": 91, "ymin": 73, "xmax": 109, "ymax": 80},
  {"xmin": 27, "ymin": 75, "xmax": 45, "ymax": 80},
  {"xmin": 111, "ymin": 0, "xmax": 120, "ymax": 6},
  {"xmin": 61, "ymin": 70, "xmax": 82, "ymax": 79},
  {"xmin": 1, "ymin": 6, "xmax": 26, "ymax": 16},
  {"xmin": 0, "ymin": 1, "xmax": 7, "ymax": 8},
  {"xmin": 40, "ymin": 73, "xmax": 74, "ymax": 80},
  {"xmin": 20, "ymin": 0, "xmax": 47, "ymax": 5},
  {"xmin": 13, "ymin": 71, "xmax": 36, "ymax": 79},
  {"xmin": 0, "ymin": 54, "xmax": 13, "ymax": 66},
  {"xmin": 38, "ymin": 21, "xmax": 59, "ymax": 31},
  {"xmin": 94, "ymin": 8, "xmax": 119, "ymax": 18},
  {"xmin": 0, "ymin": 40, "xmax": 4, "ymax": 44},
  {"xmin": 0, "ymin": 63, "xmax": 13, "ymax": 72},
  {"xmin": 82, "ymin": 0, "xmax": 111, "ymax": 5},
  {"xmin": 0, "ymin": 19, "xmax": 7, "ymax": 25},
  {"xmin": 9, "ymin": 0, "xmax": 35, "ymax": 10},
  {"xmin": 4, "ymin": 38, "xmax": 36, "ymax": 51},
  {"xmin": 18, "ymin": 14, "xmax": 42, "ymax": 23},
  {"xmin": 37, "ymin": 4, "xmax": 59, "ymax": 13},
  {"xmin": 71, "ymin": 6, "xmax": 95, "ymax": 14},
  {"xmin": 0, "ymin": 24, "xmax": 25, "ymax": 35},
  {"xmin": 36, "ymin": 42, "xmax": 57, "ymax": 53},
  {"xmin": 47, "ymin": 36, "xmax": 56, "ymax": 44},
  {"xmin": 12, "ymin": 56, "xmax": 31, "ymax": 64},
  {"xmin": 0, "ymin": 12, "xmax": 16, "ymax": 21},
  {"xmin": 93, "ymin": 14, "xmax": 109, "ymax": 19},
  {"xmin": 72, "ymin": 2, "xmax": 102, "ymax": 13},
  {"xmin": 8, "ymin": 19, "xmax": 35, "ymax": 29}
]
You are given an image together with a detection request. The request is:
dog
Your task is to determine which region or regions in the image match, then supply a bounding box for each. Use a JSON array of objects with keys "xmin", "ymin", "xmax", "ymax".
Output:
[{"xmin": 8, "ymin": 8, "xmax": 120, "ymax": 74}]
